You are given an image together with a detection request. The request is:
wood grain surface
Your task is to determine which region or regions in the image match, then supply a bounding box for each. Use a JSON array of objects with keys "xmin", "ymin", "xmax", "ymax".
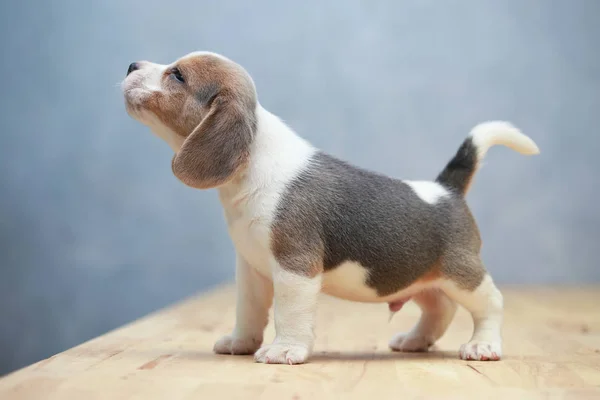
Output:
[{"xmin": 1, "ymin": 285, "xmax": 599, "ymax": 399}]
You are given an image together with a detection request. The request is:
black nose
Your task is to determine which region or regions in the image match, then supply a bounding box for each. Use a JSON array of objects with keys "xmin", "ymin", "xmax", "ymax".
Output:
[{"xmin": 127, "ymin": 62, "xmax": 140, "ymax": 76}]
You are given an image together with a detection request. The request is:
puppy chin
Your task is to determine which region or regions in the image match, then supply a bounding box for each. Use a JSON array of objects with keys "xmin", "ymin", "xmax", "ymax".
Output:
[
  {"xmin": 122, "ymin": 98, "xmax": 141, "ymax": 120},
  {"xmin": 122, "ymin": 86, "xmax": 149, "ymax": 120},
  {"xmin": 123, "ymin": 102, "xmax": 151, "ymax": 126}
]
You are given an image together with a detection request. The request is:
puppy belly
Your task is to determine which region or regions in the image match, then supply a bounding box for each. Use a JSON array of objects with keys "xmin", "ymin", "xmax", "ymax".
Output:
[{"xmin": 321, "ymin": 261, "xmax": 437, "ymax": 304}]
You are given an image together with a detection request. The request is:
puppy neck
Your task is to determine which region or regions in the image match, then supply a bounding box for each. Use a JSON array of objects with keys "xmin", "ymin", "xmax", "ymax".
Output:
[{"xmin": 217, "ymin": 104, "xmax": 316, "ymax": 209}]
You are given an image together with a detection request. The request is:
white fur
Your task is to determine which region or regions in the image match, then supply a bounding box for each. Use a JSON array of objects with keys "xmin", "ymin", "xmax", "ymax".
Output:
[
  {"xmin": 389, "ymin": 290, "xmax": 457, "ymax": 352},
  {"xmin": 218, "ymin": 106, "xmax": 316, "ymax": 278},
  {"xmin": 121, "ymin": 61, "xmax": 166, "ymax": 110},
  {"xmin": 198, "ymin": 108, "xmax": 507, "ymax": 363},
  {"xmin": 321, "ymin": 261, "xmax": 438, "ymax": 303},
  {"xmin": 254, "ymin": 266, "xmax": 321, "ymax": 364},
  {"xmin": 122, "ymin": 54, "xmax": 538, "ymax": 365},
  {"xmin": 213, "ymin": 255, "xmax": 273, "ymax": 355},
  {"xmin": 321, "ymin": 261, "xmax": 374, "ymax": 301},
  {"xmin": 182, "ymin": 50, "xmax": 231, "ymax": 63},
  {"xmin": 470, "ymin": 121, "xmax": 540, "ymax": 161},
  {"xmin": 441, "ymin": 275, "xmax": 504, "ymax": 360},
  {"xmin": 404, "ymin": 180, "xmax": 450, "ymax": 204},
  {"xmin": 121, "ymin": 61, "xmax": 187, "ymax": 151},
  {"xmin": 216, "ymin": 106, "xmax": 321, "ymax": 364}
]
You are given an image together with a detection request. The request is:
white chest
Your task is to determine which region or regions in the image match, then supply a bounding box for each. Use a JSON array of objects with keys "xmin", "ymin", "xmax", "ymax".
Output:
[
  {"xmin": 217, "ymin": 105, "xmax": 317, "ymax": 278},
  {"xmin": 223, "ymin": 193, "xmax": 276, "ymax": 276}
]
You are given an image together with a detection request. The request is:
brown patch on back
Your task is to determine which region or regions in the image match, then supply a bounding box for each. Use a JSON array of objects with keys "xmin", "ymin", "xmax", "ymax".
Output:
[{"xmin": 269, "ymin": 150, "xmax": 489, "ymax": 293}]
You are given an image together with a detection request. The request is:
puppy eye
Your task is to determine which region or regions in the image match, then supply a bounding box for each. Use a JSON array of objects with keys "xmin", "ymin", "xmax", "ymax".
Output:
[{"xmin": 170, "ymin": 67, "xmax": 185, "ymax": 83}]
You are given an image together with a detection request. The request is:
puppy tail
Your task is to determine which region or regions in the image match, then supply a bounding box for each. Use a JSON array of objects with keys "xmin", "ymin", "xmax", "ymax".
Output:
[{"xmin": 435, "ymin": 121, "xmax": 540, "ymax": 196}]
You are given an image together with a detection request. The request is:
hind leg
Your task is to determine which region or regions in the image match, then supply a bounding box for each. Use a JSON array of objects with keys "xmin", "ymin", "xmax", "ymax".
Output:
[
  {"xmin": 389, "ymin": 289, "xmax": 457, "ymax": 352},
  {"xmin": 442, "ymin": 272, "xmax": 503, "ymax": 361}
]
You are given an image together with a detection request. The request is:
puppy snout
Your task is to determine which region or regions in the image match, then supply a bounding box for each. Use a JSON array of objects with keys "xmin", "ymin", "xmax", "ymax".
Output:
[{"xmin": 127, "ymin": 62, "xmax": 140, "ymax": 76}]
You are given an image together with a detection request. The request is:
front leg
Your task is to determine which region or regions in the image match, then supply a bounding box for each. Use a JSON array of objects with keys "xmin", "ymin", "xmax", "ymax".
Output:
[
  {"xmin": 213, "ymin": 255, "xmax": 273, "ymax": 355},
  {"xmin": 254, "ymin": 267, "xmax": 321, "ymax": 365}
]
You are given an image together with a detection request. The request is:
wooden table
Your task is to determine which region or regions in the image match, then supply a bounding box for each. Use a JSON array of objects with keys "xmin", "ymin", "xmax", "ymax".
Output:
[{"xmin": 1, "ymin": 285, "xmax": 599, "ymax": 399}]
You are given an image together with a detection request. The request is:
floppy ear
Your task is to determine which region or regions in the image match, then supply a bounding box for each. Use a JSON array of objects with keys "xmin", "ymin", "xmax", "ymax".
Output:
[{"xmin": 171, "ymin": 95, "xmax": 255, "ymax": 189}]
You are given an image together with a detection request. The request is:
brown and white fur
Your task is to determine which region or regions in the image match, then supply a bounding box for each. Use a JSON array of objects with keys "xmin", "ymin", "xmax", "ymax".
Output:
[{"xmin": 121, "ymin": 51, "xmax": 540, "ymax": 365}]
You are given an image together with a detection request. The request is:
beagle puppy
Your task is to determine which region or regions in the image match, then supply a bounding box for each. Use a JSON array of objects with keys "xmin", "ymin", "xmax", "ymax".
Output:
[{"xmin": 121, "ymin": 51, "xmax": 539, "ymax": 365}]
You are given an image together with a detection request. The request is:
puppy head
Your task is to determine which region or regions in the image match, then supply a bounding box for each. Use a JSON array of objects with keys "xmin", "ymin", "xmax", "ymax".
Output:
[{"xmin": 121, "ymin": 51, "xmax": 257, "ymax": 189}]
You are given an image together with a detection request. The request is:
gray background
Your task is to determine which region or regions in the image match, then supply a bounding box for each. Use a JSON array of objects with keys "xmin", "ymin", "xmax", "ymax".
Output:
[{"xmin": 0, "ymin": 0, "xmax": 598, "ymax": 375}]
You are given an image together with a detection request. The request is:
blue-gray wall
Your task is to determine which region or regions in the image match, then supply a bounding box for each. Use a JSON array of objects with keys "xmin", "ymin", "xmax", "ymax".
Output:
[{"xmin": 1, "ymin": 0, "xmax": 598, "ymax": 375}]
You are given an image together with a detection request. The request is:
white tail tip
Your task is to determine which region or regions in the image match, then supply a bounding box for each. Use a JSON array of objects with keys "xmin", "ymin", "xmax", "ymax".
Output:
[{"xmin": 469, "ymin": 121, "xmax": 540, "ymax": 159}]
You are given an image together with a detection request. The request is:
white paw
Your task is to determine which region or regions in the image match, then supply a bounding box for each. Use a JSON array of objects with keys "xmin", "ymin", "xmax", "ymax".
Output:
[
  {"xmin": 389, "ymin": 332, "xmax": 433, "ymax": 352},
  {"xmin": 459, "ymin": 341, "xmax": 502, "ymax": 361},
  {"xmin": 254, "ymin": 342, "xmax": 310, "ymax": 365},
  {"xmin": 213, "ymin": 335, "xmax": 262, "ymax": 355}
]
